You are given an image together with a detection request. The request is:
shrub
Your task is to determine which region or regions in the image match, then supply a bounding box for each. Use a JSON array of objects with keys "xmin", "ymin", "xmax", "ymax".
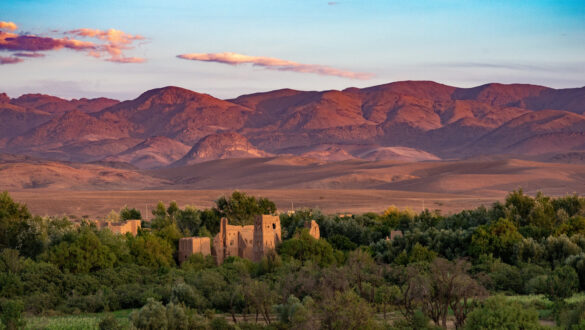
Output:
[
  {"xmin": 0, "ymin": 299, "xmax": 26, "ymax": 330},
  {"xmin": 99, "ymin": 314, "xmax": 121, "ymax": 330},
  {"xmin": 130, "ymin": 298, "xmax": 168, "ymax": 330},
  {"xmin": 465, "ymin": 296, "xmax": 541, "ymax": 330}
]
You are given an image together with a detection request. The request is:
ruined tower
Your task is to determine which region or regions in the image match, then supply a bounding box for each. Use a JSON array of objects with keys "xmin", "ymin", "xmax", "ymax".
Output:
[
  {"xmin": 253, "ymin": 214, "xmax": 282, "ymax": 262},
  {"xmin": 304, "ymin": 220, "xmax": 320, "ymax": 239}
]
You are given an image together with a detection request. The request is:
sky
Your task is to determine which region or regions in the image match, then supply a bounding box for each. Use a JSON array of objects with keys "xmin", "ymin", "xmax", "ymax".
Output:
[{"xmin": 1, "ymin": 0, "xmax": 584, "ymax": 100}]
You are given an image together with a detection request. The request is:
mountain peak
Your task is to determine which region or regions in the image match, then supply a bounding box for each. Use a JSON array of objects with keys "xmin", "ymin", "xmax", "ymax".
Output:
[{"xmin": 135, "ymin": 86, "xmax": 210, "ymax": 105}]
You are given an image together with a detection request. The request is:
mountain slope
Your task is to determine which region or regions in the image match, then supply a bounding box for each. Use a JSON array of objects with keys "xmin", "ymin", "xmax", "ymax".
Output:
[
  {"xmin": 96, "ymin": 86, "xmax": 253, "ymax": 144},
  {"xmin": 2, "ymin": 81, "xmax": 585, "ymax": 164},
  {"xmin": 174, "ymin": 132, "xmax": 271, "ymax": 166},
  {"xmin": 105, "ymin": 136, "xmax": 191, "ymax": 169}
]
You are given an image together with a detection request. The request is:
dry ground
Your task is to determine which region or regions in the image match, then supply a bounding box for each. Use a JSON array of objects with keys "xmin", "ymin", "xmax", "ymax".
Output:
[
  {"xmin": 8, "ymin": 188, "xmax": 502, "ymax": 219},
  {"xmin": 3, "ymin": 156, "xmax": 585, "ymax": 218}
]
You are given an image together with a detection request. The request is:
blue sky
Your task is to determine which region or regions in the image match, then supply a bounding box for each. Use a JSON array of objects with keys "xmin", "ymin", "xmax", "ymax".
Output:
[{"xmin": 1, "ymin": 0, "xmax": 584, "ymax": 100}]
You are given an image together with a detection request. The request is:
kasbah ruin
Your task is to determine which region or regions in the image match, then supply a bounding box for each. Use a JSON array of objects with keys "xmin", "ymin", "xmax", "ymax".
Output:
[
  {"xmin": 83, "ymin": 213, "xmax": 321, "ymax": 265},
  {"xmin": 179, "ymin": 215, "xmax": 321, "ymax": 264}
]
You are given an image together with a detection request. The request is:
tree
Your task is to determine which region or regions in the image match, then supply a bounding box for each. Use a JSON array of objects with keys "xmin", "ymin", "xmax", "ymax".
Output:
[
  {"xmin": 243, "ymin": 280, "xmax": 275, "ymax": 324},
  {"xmin": 0, "ymin": 192, "xmax": 45, "ymax": 258},
  {"xmin": 166, "ymin": 302, "xmax": 189, "ymax": 330},
  {"xmin": 470, "ymin": 218, "xmax": 522, "ymax": 263},
  {"xmin": 276, "ymin": 295, "xmax": 318, "ymax": 329},
  {"xmin": 465, "ymin": 296, "xmax": 540, "ymax": 330},
  {"xmin": 346, "ymin": 249, "xmax": 378, "ymax": 299},
  {"xmin": 105, "ymin": 210, "xmax": 120, "ymax": 223},
  {"xmin": 130, "ymin": 298, "xmax": 168, "ymax": 330},
  {"xmin": 120, "ymin": 206, "xmax": 142, "ymax": 220},
  {"xmin": 98, "ymin": 314, "xmax": 121, "ymax": 330},
  {"xmin": 375, "ymin": 285, "xmax": 400, "ymax": 320},
  {"xmin": 320, "ymin": 290, "xmax": 376, "ymax": 330},
  {"xmin": 128, "ymin": 233, "xmax": 174, "ymax": 268},
  {"xmin": 45, "ymin": 228, "xmax": 116, "ymax": 273},
  {"xmin": 214, "ymin": 191, "xmax": 276, "ymax": 225},
  {"xmin": 0, "ymin": 300, "xmax": 25, "ymax": 330},
  {"xmin": 170, "ymin": 282, "xmax": 209, "ymax": 311},
  {"xmin": 410, "ymin": 258, "xmax": 487, "ymax": 329},
  {"xmin": 505, "ymin": 189, "xmax": 535, "ymax": 226},
  {"xmin": 545, "ymin": 265, "xmax": 579, "ymax": 302},
  {"xmin": 175, "ymin": 206, "xmax": 202, "ymax": 236},
  {"xmin": 278, "ymin": 229, "xmax": 336, "ymax": 266}
]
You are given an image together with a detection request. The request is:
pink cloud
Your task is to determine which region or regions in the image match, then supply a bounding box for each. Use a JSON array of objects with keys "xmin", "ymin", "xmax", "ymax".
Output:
[
  {"xmin": 0, "ymin": 32, "xmax": 96, "ymax": 52},
  {"xmin": 107, "ymin": 56, "xmax": 146, "ymax": 63},
  {"xmin": 0, "ymin": 56, "xmax": 23, "ymax": 65},
  {"xmin": 0, "ymin": 22, "xmax": 145, "ymax": 64},
  {"xmin": 67, "ymin": 28, "xmax": 145, "ymax": 63},
  {"xmin": 13, "ymin": 52, "xmax": 46, "ymax": 58},
  {"xmin": 177, "ymin": 52, "xmax": 373, "ymax": 79},
  {"xmin": 0, "ymin": 21, "xmax": 17, "ymax": 31}
]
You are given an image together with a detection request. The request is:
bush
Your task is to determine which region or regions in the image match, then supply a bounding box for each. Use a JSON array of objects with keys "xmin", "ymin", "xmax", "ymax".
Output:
[
  {"xmin": 170, "ymin": 282, "xmax": 209, "ymax": 310},
  {"xmin": 0, "ymin": 299, "xmax": 26, "ymax": 330},
  {"xmin": 99, "ymin": 314, "xmax": 121, "ymax": 330},
  {"xmin": 278, "ymin": 229, "xmax": 337, "ymax": 266},
  {"xmin": 465, "ymin": 296, "xmax": 541, "ymax": 330},
  {"xmin": 545, "ymin": 266, "xmax": 579, "ymax": 301},
  {"xmin": 130, "ymin": 298, "xmax": 168, "ymax": 330}
]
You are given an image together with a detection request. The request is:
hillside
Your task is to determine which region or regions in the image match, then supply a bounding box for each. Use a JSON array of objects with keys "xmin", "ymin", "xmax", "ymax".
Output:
[{"xmin": 0, "ymin": 81, "xmax": 584, "ymax": 166}]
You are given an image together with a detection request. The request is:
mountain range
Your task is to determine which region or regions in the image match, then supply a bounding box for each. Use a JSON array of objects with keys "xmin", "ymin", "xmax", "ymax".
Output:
[{"xmin": 1, "ymin": 81, "xmax": 585, "ymax": 170}]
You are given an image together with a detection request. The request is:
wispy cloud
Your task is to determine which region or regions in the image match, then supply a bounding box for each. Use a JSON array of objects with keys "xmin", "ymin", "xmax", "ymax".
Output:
[
  {"xmin": 0, "ymin": 56, "xmax": 22, "ymax": 65},
  {"xmin": 0, "ymin": 21, "xmax": 18, "ymax": 31},
  {"xmin": 0, "ymin": 22, "xmax": 145, "ymax": 64},
  {"xmin": 68, "ymin": 28, "xmax": 145, "ymax": 63},
  {"xmin": 13, "ymin": 52, "xmax": 46, "ymax": 58},
  {"xmin": 177, "ymin": 52, "xmax": 373, "ymax": 79},
  {"xmin": 0, "ymin": 32, "xmax": 96, "ymax": 52},
  {"xmin": 328, "ymin": 2, "xmax": 340, "ymax": 5}
]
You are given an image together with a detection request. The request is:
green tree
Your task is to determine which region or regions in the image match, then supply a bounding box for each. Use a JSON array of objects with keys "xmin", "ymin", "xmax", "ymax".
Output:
[
  {"xmin": 166, "ymin": 302, "xmax": 189, "ymax": 330},
  {"xmin": 0, "ymin": 300, "xmax": 25, "ymax": 330},
  {"xmin": 98, "ymin": 314, "xmax": 121, "ymax": 330},
  {"xmin": 45, "ymin": 228, "xmax": 116, "ymax": 273},
  {"xmin": 214, "ymin": 191, "xmax": 276, "ymax": 225},
  {"xmin": 131, "ymin": 298, "xmax": 168, "ymax": 330},
  {"xmin": 375, "ymin": 285, "xmax": 400, "ymax": 320},
  {"xmin": 120, "ymin": 206, "xmax": 142, "ymax": 220},
  {"xmin": 278, "ymin": 229, "xmax": 336, "ymax": 266},
  {"xmin": 276, "ymin": 295, "xmax": 318, "ymax": 329},
  {"xmin": 465, "ymin": 296, "xmax": 541, "ymax": 330},
  {"xmin": 470, "ymin": 218, "xmax": 522, "ymax": 263},
  {"xmin": 0, "ymin": 192, "xmax": 46, "ymax": 258},
  {"xmin": 175, "ymin": 206, "xmax": 202, "ymax": 236},
  {"xmin": 505, "ymin": 189, "xmax": 535, "ymax": 226},
  {"xmin": 546, "ymin": 265, "xmax": 579, "ymax": 302},
  {"xmin": 129, "ymin": 233, "xmax": 174, "ymax": 268},
  {"xmin": 320, "ymin": 290, "xmax": 376, "ymax": 330}
]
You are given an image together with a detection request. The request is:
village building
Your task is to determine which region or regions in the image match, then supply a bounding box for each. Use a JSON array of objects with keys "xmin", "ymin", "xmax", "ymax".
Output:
[
  {"xmin": 252, "ymin": 214, "xmax": 282, "ymax": 262},
  {"xmin": 95, "ymin": 219, "xmax": 142, "ymax": 236},
  {"xmin": 178, "ymin": 237, "xmax": 211, "ymax": 263},
  {"xmin": 305, "ymin": 220, "xmax": 320, "ymax": 239},
  {"xmin": 178, "ymin": 214, "xmax": 321, "ymax": 264},
  {"xmin": 212, "ymin": 214, "xmax": 282, "ymax": 264}
]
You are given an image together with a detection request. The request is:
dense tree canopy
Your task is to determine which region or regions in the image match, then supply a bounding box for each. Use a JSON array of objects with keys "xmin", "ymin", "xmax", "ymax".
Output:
[{"xmin": 3, "ymin": 190, "xmax": 585, "ymax": 328}]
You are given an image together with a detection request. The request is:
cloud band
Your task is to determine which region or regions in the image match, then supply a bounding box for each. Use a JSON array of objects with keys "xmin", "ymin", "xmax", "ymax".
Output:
[{"xmin": 177, "ymin": 52, "xmax": 373, "ymax": 79}]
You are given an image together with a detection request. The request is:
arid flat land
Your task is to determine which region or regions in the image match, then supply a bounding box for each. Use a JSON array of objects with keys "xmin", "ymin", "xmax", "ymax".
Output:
[
  {"xmin": 4, "ymin": 156, "xmax": 585, "ymax": 218},
  {"xmin": 8, "ymin": 189, "xmax": 505, "ymax": 219}
]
